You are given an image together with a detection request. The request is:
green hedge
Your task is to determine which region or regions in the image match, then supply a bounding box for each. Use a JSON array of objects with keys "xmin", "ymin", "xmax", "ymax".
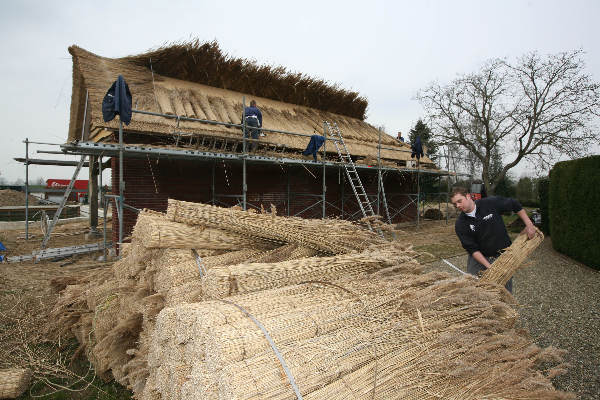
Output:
[
  {"xmin": 537, "ymin": 178, "xmax": 550, "ymax": 234},
  {"xmin": 549, "ymin": 156, "xmax": 600, "ymax": 270}
]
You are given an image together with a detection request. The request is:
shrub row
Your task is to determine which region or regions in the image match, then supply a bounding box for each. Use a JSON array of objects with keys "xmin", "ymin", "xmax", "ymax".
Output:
[{"xmin": 549, "ymin": 156, "xmax": 600, "ymax": 270}]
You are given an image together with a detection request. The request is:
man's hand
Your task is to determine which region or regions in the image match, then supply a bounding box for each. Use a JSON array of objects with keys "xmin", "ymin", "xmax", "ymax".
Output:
[
  {"xmin": 472, "ymin": 251, "xmax": 492, "ymax": 269},
  {"xmin": 523, "ymin": 224, "xmax": 536, "ymax": 239},
  {"xmin": 516, "ymin": 209, "xmax": 537, "ymax": 239}
]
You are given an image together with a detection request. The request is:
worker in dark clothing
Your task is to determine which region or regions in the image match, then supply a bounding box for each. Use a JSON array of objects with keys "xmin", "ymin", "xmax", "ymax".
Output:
[
  {"xmin": 243, "ymin": 100, "xmax": 263, "ymax": 151},
  {"xmin": 411, "ymin": 135, "xmax": 424, "ymax": 160},
  {"xmin": 450, "ymin": 186, "xmax": 536, "ymax": 293},
  {"xmin": 396, "ymin": 132, "xmax": 405, "ymax": 143},
  {"xmin": 302, "ymin": 135, "xmax": 326, "ymax": 161}
]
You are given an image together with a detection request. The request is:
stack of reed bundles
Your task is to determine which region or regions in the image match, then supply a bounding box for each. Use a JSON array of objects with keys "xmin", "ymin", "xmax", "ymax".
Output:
[
  {"xmin": 145, "ymin": 273, "xmax": 573, "ymax": 400},
  {"xmin": 52, "ymin": 203, "xmax": 384, "ymax": 395},
  {"xmin": 49, "ymin": 201, "xmax": 565, "ymax": 399},
  {"xmin": 0, "ymin": 368, "xmax": 32, "ymax": 399},
  {"xmin": 481, "ymin": 227, "xmax": 544, "ymax": 286}
]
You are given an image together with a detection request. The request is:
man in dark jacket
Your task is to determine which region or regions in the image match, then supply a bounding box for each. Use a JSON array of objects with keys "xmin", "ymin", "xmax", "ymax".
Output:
[
  {"xmin": 242, "ymin": 100, "xmax": 263, "ymax": 151},
  {"xmin": 450, "ymin": 186, "xmax": 536, "ymax": 293}
]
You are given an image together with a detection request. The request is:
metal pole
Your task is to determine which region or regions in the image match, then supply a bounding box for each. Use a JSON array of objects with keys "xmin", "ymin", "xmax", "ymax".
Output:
[
  {"xmin": 242, "ymin": 97, "xmax": 247, "ymax": 211},
  {"xmin": 80, "ymin": 90, "xmax": 89, "ymax": 141},
  {"xmin": 377, "ymin": 128, "xmax": 382, "ymax": 216},
  {"xmin": 211, "ymin": 160, "xmax": 216, "ymax": 205},
  {"xmin": 446, "ymin": 191, "xmax": 449, "ymax": 225},
  {"xmin": 25, "ymin": 138, "xmax": 29, "ymax": 240},
  {"xmin": 119, "ymin": 120, "xmax": 124, "ymax": 250},
  {"xmin": 438, "ymin": 175, "xmax": 442, "ymax": 219},
  {"xmin": 99, "ymin": 156, "xmax": 107, "ymax": 260},
  {"xmin": 322, "ymin": 123, "xmax": 326, "ymax": 219},
  {"xmin": 341, "ymin": 169, "xmax": 345, "ymax": 219},
  {"xmin": 416, "ymin": 160, "xmax": 420, "ymax": 228},
  {"xmin": 286, "ymin": 167, "xmax": 290, "ymax": 217}
]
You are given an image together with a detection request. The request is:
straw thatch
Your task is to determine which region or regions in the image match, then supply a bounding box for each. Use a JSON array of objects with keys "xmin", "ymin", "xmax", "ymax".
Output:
[
  {"xmin": 0, "ymin": 368, "xmax": 31, "ymax": 399},
  {"xmin": 123, "ymin": 40, "xmax": 368, "ymax": 120},
  {"xmin": 48, "ymin": 200, "xmax": 571, "ymax": 400},
  {"xmin": 146, "ymin": 275, "xmax": 573, "ymax": 400},
  {"xmin": 481, "ymin": 228, "xmax": 545, "ymax": 286},
  {"xmin": 67, "ymin": 43, "xmax": 435, "ymax": 166},
  {"xmin": 166, "ymin": 199, "xmax": 385, "ymax": 254}
]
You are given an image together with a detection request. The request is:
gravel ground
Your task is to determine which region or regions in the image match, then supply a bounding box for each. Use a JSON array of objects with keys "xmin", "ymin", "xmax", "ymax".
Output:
[
  {"xmin": 515, "ymin": 239, "xmax": 600, "ymax": 399},
  {"xmin": 424, "ymin": 234, "xmax": 600, "ymax": 400}
]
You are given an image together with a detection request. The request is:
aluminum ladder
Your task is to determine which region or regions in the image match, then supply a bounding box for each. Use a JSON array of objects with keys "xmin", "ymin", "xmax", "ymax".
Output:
[
  {"xmin": 326, "ymin": 122, "xmax": 382, "ymax": 235},
  {"xmin": 40, "ymin": 155, "xmax": 87, "ymax": 250}
]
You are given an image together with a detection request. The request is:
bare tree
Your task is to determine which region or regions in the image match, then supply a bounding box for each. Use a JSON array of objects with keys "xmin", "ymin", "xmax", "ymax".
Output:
[{"xmin": 418, "ymin": 50, "xmax": 600, "ymax": 194}]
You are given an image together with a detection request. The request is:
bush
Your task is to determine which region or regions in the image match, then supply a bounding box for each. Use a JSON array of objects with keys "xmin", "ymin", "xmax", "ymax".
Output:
[
  {"xmin": 537, "ymin": 178, "xmax": 550, "ymax": 234},
  {"xmin": 549, "ymin": 156, "xmax": 600, "ymax": 270}
]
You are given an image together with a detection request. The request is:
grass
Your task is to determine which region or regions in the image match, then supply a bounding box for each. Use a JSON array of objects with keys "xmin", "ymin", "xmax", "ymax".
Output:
[
  {"xmin": 14, "ymin": 339, "xmax": 133, "ymax": 400},
  {"xmin": 413, "ymin": 242, "xmax": 464, "ymax": 264}
]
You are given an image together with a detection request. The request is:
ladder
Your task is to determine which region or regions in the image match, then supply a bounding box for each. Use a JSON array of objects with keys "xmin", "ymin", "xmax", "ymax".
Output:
[
  {"xmin": 326, "ymin": 122, "xmax": 382, "ymax": 235},
  {"xmin": 40, "ymin": 155, "xmax": 87, "ymax": 250}
]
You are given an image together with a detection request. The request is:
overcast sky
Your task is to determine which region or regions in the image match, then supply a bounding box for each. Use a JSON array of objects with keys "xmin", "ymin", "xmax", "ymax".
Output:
[{"xmin": 0, "ymin": 0, "xmax": 598, "ymax": 183}]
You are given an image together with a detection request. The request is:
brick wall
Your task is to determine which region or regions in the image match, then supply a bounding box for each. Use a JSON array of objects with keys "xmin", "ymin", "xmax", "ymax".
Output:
[{"xmin": 111, "ymin": 158, "xmax": 417, "ymax": 250}]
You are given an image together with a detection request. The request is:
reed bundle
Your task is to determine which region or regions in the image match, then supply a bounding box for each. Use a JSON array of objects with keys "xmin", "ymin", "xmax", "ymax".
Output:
[
  {"xmin": 167, "ymin": 199, "xmax": 383, "ymax": 254},
  {"xmin": 0, "ymin": 368, "xmax": 31, "ymax": 399},
  {"xmin": 133, "ymin": 210, "xmax": 262, "ymax": 250},
  {"xmin": 481, "ymin": 227, "xmax": 544, "ymax": 286},
  {"xmin": 202, "ymin": 243, "xmax": 415, "ymax": 299}
]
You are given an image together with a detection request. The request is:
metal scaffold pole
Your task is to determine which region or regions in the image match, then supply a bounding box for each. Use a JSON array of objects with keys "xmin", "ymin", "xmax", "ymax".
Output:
[
  {"xmin": 377, "ymin": 128, "xmax": 381, "ymax": 215},
  {"xmin": 286, "ymin": 168, "xmax": 290, "ymax": 216},
  {"xmin": 211, "ymin": 160, "xmax": 216, "ymax": 205},
  {"xmin": 99, "ymin": 156, "xmax": 107, "ymax": 260},
  {"xmin": 119, "ymin": 120, "xmax": 124, "ymax": 249},
  {"xmin": 322, "ymin": 122, "xmax": 327, "ymax": 219},
  {"xmin": 416, "ymin": 160, "xmax": 421, "ymax": 228},
  {"xmin": 242, "ymin": 96, "xmax": 247, "ymax": 210},
  {"xmin": 24, "ymin": 138, "xmax": 29, "ymax": 240}
]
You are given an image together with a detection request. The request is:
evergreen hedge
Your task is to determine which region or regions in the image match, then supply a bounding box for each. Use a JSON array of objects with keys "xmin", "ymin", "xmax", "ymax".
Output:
[
  {"xmin": 549, "ymin": 156, "xmax": 600, "ymax": 270},
  {"xmin": 537, "ymin": 178, "xmax": 550, "ymax": 234}
]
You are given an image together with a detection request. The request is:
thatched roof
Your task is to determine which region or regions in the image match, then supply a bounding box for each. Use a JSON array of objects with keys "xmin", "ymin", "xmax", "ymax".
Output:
[
  {"xmin": 123, "ymin": 40, "xmax": 368, "ymax": 120},
  {"xmin": 67, "ymin": 44, "xmax": 434, "ymax": 165}
]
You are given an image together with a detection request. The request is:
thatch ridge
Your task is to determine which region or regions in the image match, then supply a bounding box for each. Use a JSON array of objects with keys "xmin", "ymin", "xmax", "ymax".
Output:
[{"xmin": 121, "ymin": 39, "xmax": 368, "ymax": 120}]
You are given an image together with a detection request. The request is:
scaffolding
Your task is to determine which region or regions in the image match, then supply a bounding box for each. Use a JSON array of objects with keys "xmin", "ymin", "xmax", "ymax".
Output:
[{"xmin": 18, "ymin": 94, "xmax": 468, "ymax": 252}]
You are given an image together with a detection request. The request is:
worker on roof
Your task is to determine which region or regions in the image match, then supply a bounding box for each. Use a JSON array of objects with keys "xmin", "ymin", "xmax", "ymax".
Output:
[
  {"xmin": 396, "ymin": 131, "xmax": 405, "ymax": 143},
  {"xmin": 242, "ymin": 100, "xmax": 263, "ymax": 151},
  {"xmin": 450, "ymin": 186, "xmax": 536, "ymax": 293}
]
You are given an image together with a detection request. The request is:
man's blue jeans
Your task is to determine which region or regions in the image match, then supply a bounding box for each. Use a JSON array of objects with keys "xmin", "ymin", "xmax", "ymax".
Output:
[
  {"xmin": 244, "ymin": 117, "xmax": 260, "ymax": 151},
  {"xmin": 467, "ymin": 254, "xmax": 513, "ymax": 293}
]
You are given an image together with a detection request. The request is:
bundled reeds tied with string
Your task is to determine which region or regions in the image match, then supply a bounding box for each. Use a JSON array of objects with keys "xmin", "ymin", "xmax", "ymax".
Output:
[
  {"xmin": 0, "ymin": 368, "xmax": 32, "ymax": 399},
  {"xmin": 48, "ymin": 201, "xmax": 570, "ymax": 400},
  {"xmin": 481, "ymin": 227, "xmax": 545, "ymax": 286}
]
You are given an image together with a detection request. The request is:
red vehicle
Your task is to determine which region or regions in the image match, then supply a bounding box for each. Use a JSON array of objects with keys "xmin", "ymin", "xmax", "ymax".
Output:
[
  {"xmin": 469, "ymin": 182, "xmax": 486, "ymax": 200},
  {"xmin": 46, "ymin": 179, "xmax": 88, "ymax": 203}
]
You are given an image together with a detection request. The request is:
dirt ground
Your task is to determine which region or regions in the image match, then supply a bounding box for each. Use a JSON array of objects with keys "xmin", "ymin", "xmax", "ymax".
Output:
[{"xmin": 0, "ymin": 217, "xmax": 598, "ymax": 399}]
